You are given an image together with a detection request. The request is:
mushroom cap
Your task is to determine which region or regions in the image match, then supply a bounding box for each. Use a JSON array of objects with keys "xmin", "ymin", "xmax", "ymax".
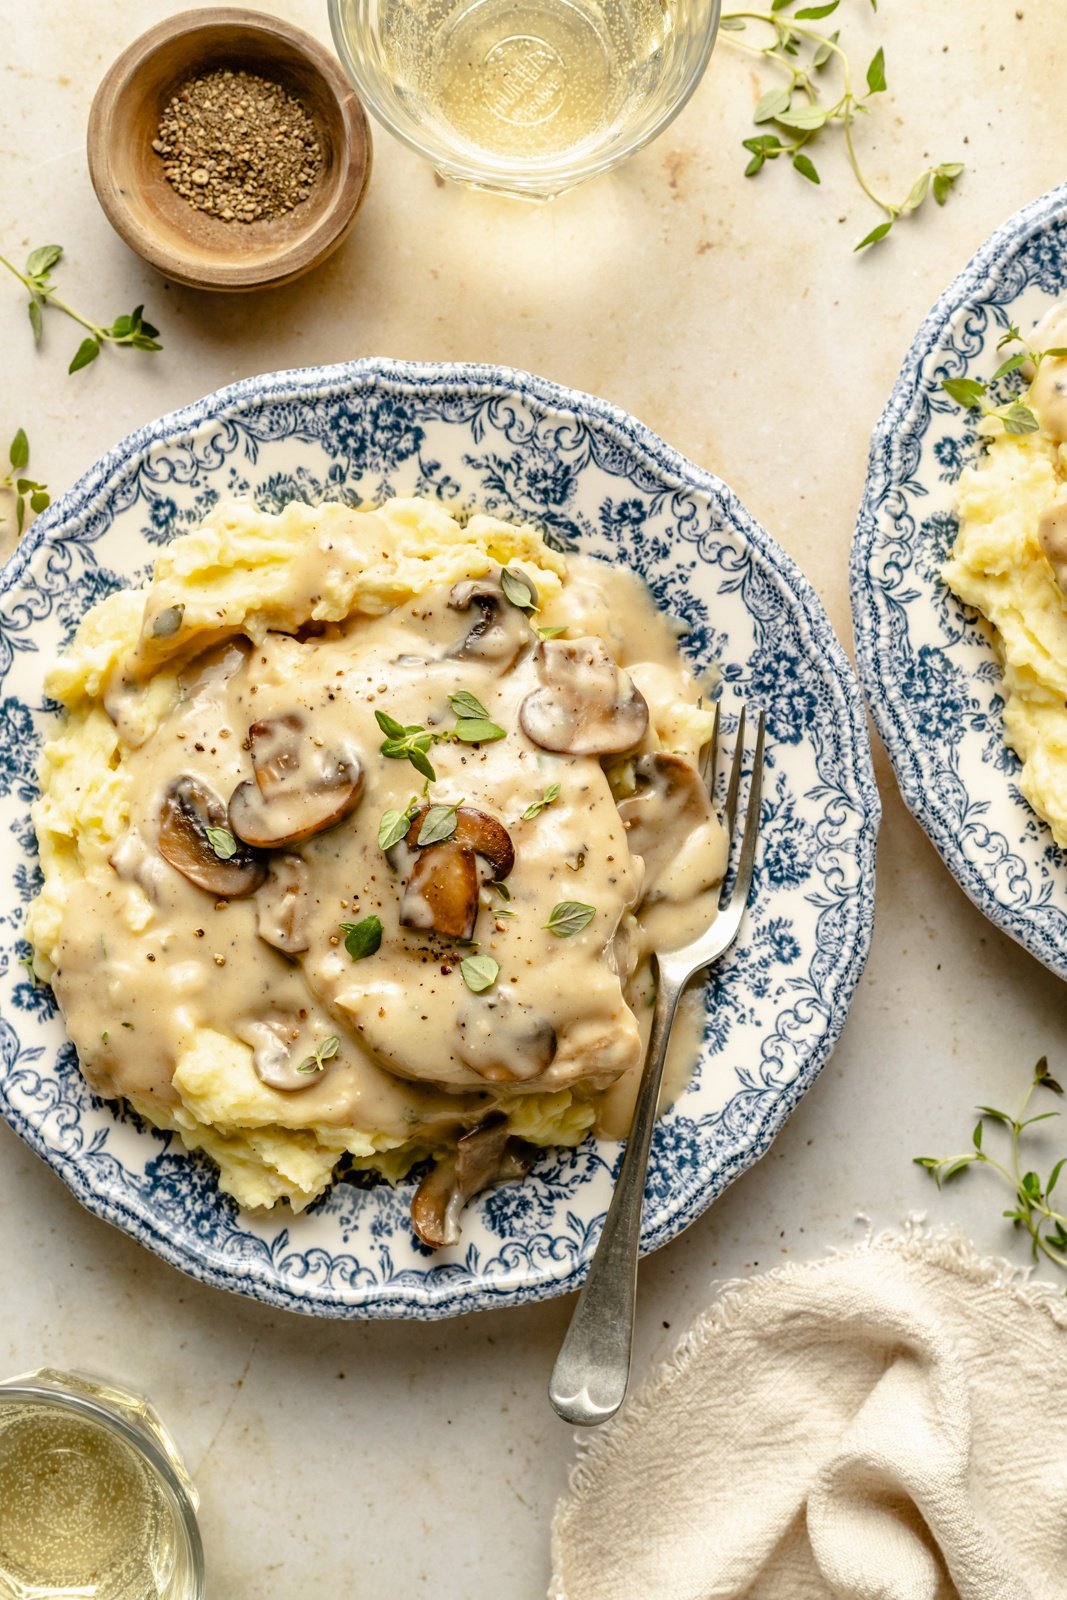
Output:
[
  {"xmin": 392, "ymin": 806, "xmax": 515, "ymax": 941},
  {"xmin": 617, "ymin": 753, "xmax": 723, "ymax": 902},
  {"xmin": 448, "ymin": 575, "xmax": 534, "ymax": 669},
  {"xmin": 402, "ymin": 804, "xmax": 515, "ymax": 880},
  {"xmin": 400, "ymin": 841, "xmax": 481, "ymax": 941},
  {"xmin": 255, "ymin": 854, "xmax": 311, "ymax": 954},
  {"xmin": 240, "ymin": 1018, "xmax": 320, "ymax": 1092},
  {"xmin": 519, "ymin": 638, "xmax": 649, "ymax": 756},
  {"xmin": 411, "ymin": 1118, "xmax": 536, "ymax": 1247},
  {"xmin": 157, "ymin": 775, "xmax": 266, "ymax": 898},
  {"xmin": 456, "ymin": 997, "xmax": 557, "ymax": 1082},
  {"xmin": 228, "ymin": 718, "xmax": 364, "ymax": 849}
]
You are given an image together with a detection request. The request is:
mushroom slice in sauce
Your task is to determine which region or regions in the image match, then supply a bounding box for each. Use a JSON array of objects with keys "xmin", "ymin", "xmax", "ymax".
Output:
[
  {"xmin": 401, "ymin": 841, "xmax": 482, "ymax": 940},
  {"xmin": 448, "ymin": 576, "xmax": 534, "ymax": 668},
  {"xmin": 616, "ymin": 753, "xmax": 718, "ymax": 895},
  {"xmin": 229, "ymin": 717, "xmax": 364, "ymax": 849},
  {"xmin": 255, "ymin": 854, "xmax": 311, "ymax": 954},
  {"xmin": 157, "ymin": 775, "xmax": 266, "ymax": 897},
  {"xmin": 519, "ymin": 638, "xmax": 649, "ymax": 756},
  {"xmin": 393, "ymin": 806, "xmax": 515, "ymax": 941},
  {"xmin": 240, "ymin": 1018, "xmax": 321, "ymax": 1092},
  {"xmin": 456, "ymin": 997, "xmax": 556, "ymax": 1082},
  {"xmin": 411, "ymin": 1117, "xmax": 537, "ymax": 1247}
]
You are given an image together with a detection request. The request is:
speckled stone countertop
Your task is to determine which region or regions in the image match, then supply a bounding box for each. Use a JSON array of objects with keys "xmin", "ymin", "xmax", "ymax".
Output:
[{"xmin": 2, "ymin": 2, "xmax": 1066, "ymax": 1593}]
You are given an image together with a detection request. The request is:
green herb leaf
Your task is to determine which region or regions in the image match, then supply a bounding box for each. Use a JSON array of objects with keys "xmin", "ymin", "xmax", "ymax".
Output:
[
  {"xmin": 500, "ymin": 566, "xmax": 537, "ymax": 611},
  {"xmin": 866, "ymin": 45, "xmax": 887, "ymax": 93},
  {"xmin": 811, "ymin": 27, "xmax": 839, "ymax": 68},
  {"xmin": 298, "ymin": 1034, "xmax": 341, "ymax": 1074},
  {"xmin": 375, "ymin": 709, "xmax": 408, "ymax": 739},
  {"xmin": 537, "ymin": 625, "xmax": 568, "ymax": 639},
  {"xmin": 719, "ymin": 14, "xmax": 746, "ymax": 27},
  {"xmin": 776, "ymin": 104, "xmax": 830, "ymax": 131},
  {"xmin": 8, "ymin": 429, "xmax": 28, "ymax": 471},
  {"xmin": 27, "ymin": 297, "xmax": 43, "ymax": 345},
  {"xmin": 754, "ymin": 88, "xmax": 791, "ymax": 123},
  {"xmin": 30, "ymin": 489, "xmax": 49, "ymax": 514},
  {"xmin": 941, "ymin": 376, "xmax": 988, "ymax": 409},
  {"xmin": 973, "ymin": 1119, "xmax": 983, "ymax": 1151},
  {"xmin": 854, "ymin": 221, "xmax": 894, "ymax": 251},
  {"xmin": 932, "ymin": 162, "xmax": 964, "ymax": 205},
  {"xmin": 460, "ymin": 954, "xmax": 499, "ymax": 993},
  {"xmin": 795, "ymin": 0, "xmax": 839, "ymax": 18},
  {"xmin": 522, "ymin": 781, "xmax": 561, "ymax": 821},
  {"xmin": 25, "ymin": 244, "xmax": 62, "ymax": 279},
  {"xmin": 340, "ymin": 916, "xmax": 383, "ymax": 960},
  {"xmin": 487, "ymin": 880, "xmax": 511, "ymax": 901},
  {"xmin": 204, "ymin": 826, "xmax": 237, "ymax": 860},
  {"xmin": 996, "ymin": 401, "xmax": 1040, "ymax": 436},
  {"xmin": 453, "ymin": 717, "xmax": 506, "ymax": 744},
  {"xmin": 378, "ymin": 805, "xmax": 417, "ymax": 851},
  {"xmin": 449, "ymin": 689, "xmax": 490, "ymax": 720},
  {"xmin": 792, "ymin": 152, "xmax": 820, "ymax": 184},
  {"xmin": 418, "ymin": 801, "xmax": 462, "ymax": 846},
  {"xmin": 68, "ymin": 337, "xmax": 100, "ymax": 374},
  {"xmin": 544, "ymin": 900, "xmax": 596, "ymax": 938},
  {"xmin": 990, "ymin": 351, "xmax": 1028, "ymax": 382},
  {"xmin": 902, "ymin": 171, "xmax": 931, "ymax": 214}
]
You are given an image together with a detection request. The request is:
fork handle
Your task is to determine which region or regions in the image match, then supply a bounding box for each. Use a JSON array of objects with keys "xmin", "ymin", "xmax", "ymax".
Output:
[{"xmin": 548, "ymin": 956, "xmax": 686, "ymax": 1427}]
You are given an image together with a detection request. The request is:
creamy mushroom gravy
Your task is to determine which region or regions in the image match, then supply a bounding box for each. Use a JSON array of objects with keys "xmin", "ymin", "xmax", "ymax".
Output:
[{"xmin": 30, "ymin": 500, "xmax": 727, "ymax": 1240}]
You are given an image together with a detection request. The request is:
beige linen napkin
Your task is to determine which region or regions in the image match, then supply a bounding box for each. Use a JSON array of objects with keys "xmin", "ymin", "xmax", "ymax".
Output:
[{"xmin": 551, "ymin": 1228, "xmax": 1067, "ymax": 1600}]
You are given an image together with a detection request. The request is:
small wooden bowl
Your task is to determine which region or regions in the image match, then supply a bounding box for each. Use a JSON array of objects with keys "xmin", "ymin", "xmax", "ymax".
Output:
[{"xmin": 88, "ymin": 8, "xmax": 372, "ymax": 292}]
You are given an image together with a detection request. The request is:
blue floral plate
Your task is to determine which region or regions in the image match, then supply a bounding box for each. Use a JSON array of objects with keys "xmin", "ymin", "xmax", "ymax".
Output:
[
  {"xmin": 0, "ymin": 362, "xmax": 878, "ymax": 1319},
  {"xmin": 852, "ymin": 182, "xmax": 1067, "ymax": 978}
]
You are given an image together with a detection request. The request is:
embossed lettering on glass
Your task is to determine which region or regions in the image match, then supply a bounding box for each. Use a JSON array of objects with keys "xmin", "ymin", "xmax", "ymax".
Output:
[{"xmin": 328, "ymin": 0, "xmax": 721, "ymax": 198}]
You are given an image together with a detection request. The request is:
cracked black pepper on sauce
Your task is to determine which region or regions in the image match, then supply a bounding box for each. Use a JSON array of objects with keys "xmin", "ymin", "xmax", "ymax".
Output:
[{"xmin": 153, "ymin": 68, "xmax": 322, "ymax": 224}]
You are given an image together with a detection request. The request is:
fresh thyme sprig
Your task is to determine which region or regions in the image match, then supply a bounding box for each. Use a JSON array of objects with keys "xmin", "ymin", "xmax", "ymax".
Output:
[
  {"xmin": 940, "ymin": 325, "xmax": 1067, "ymax": 436},
  {"xmin": 0, "ymin": 245, "xmax": 163, "ymax": 373},
  {"xmin": 915, "ymin": 1058, "xmax": 1067, "ymax": 1277},
  {"xmin": 1, "ymin": 429, "xmax": 49, "ymax": 535},
  {"xmin": 721, "ymin": 0, "xmax": 963, "ymax": 250}
]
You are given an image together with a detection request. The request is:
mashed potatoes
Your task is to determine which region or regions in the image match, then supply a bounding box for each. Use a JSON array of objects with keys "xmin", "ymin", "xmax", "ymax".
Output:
[
  {"xmin": 943, "ymin": 306, "xmax": 1067, "ymax": 846},
  {"xmin": 28, "ymin": 496, "xmax": 726, "ymax": 1239}
]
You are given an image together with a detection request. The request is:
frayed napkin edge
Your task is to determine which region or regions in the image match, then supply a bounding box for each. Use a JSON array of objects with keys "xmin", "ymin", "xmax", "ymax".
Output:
[{"xmin": 548, "ymin": 1219, "xmax": 1067, "ymax": 1600}]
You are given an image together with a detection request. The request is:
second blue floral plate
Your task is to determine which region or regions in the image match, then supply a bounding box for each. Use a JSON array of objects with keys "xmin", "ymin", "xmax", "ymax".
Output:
[
  {"xmin": 851, "ymin": 181, "xmax": 1067, "ymax": 978},
  {"xmin": 0, "ymin": 361, "xmax": 878, "ymax": 1318}
]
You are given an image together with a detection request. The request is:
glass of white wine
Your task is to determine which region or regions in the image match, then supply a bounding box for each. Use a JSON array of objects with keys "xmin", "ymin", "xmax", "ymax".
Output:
[
  {"xmin": 328, "ymin": 0, "xmax": 721, "ymax": 198},
  {"xmin": 0, "ymin": 1370, "xmax": 204, "ymax": 1600}
]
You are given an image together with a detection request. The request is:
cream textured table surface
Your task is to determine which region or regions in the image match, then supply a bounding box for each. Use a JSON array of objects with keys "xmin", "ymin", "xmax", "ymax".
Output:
[{"xmin": 2, "ymin": 3, "xmax": 1065, "ymax": 1594}]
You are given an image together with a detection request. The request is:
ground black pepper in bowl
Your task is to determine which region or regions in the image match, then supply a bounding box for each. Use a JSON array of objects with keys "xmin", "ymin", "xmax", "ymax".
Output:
[{"xmin": 153, "ymin": 68, "xmax": 323, "ymax": 224}]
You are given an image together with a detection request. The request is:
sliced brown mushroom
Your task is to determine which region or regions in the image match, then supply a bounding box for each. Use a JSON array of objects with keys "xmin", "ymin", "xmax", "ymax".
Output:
[
  {"xmin": 109, "ymin": 827, "xmax": 167, "ymax": 903},
  {"xmin": 229, "ymin": 714, "xmax": 364, "ymax": 849},
  {"xmin": 239, "ymin": 1018, "xmax": 322, "ymax": 1092},
  {"xmin": 411, "ymin": 1117, "xmax": 537, "ymax": 1247},
  {"xmin": 255, "ymin": 854, "xmax": 311, "ymax": 954},
  {"xmin": 448, "ymin": 575, "xmax": 534, "ymax": 669},
  {"xmin": 519, "ymin": 638, "xmax": 649, "ymax": 756},
  {"xmin": 390, "ymin": 805, "xmax": 515, "ymax": 941},
  {"xmin": 455, "ymin": 996, "xmax": 557, "ymax": 1082},
  {"xmin": 617, "ymin": 754, "xmax": 713, "ymax": 877},
  {"xmin": 401, "ymin": 842, "xmax": 482, "ymax": 940},
  {"xmin": 158, "ymin": 776, "xmax": 266, "ymax": 897}
]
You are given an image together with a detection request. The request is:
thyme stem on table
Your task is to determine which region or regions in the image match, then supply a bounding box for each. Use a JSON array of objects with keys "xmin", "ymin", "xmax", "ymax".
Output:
[{"xmin": 720, "ymin": 0, "xmax": 963, "ymax": 250}]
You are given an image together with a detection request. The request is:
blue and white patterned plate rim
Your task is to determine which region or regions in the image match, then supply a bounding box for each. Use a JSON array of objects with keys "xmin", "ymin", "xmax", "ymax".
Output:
[
  {"xmin": 850, "ymin": 181, "xmax": 1067, "ymax": 978},
  {"xmin": 2, "ymin": 358, "xmax": 880, "ymax": 1317}
]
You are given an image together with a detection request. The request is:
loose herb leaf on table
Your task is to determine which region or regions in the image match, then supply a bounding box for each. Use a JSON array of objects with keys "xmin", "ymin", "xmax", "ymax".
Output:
[
  {"xmin": 720, "ymin": 0, "xmax": 964, "ymax": 250},
  {"xmin": 915, "ymin": 1057, "xmax": 1067, "ymax": 1279},
  {"xmin": 0, "ymin": 245, "xmax": 163, "ymax": 373},
  {"xmin": 0, "ymin": 428, "xmax": 49, "ymax": 535}
]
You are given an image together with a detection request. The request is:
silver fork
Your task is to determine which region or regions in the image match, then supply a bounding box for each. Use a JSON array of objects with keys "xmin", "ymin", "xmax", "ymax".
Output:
[{"xmin": 548, "ymin": 704, "xmax": 765, "ymax": 1427}]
